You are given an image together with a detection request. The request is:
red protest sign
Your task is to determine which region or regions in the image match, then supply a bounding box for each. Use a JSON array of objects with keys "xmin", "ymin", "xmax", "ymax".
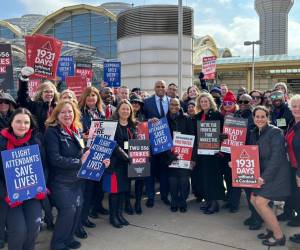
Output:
[
  {"xmin": 170, "ymin": 133, "xmax": 195, "ymax": 169},
  {"xmin": 202, "ymin": 56, "xmax": 216, "ymax": 80},
  {"xmin": 221, "ymin": 116, "xmax": 248, "ymax": 153},
  {"xmin": 28, "ymin": 78, "xmax": 41, "ymax": 99},
  {"xmin": 231, "ymin": 145, "xmax": 261, "ymax": 188},
  {"xmin": 75, "ymin": 62, "xmax": 93, "ymax": 85},
  {"xmin": 25, "ymin": 35, "xmax": 62, "ymax": 80},
  {"xmin": 136, "ymin": 122, "xmax": 149, "ymax": 140},
  {"xmin": 66, "ymin": 76, "xmax": 87, "ymax": 99}
]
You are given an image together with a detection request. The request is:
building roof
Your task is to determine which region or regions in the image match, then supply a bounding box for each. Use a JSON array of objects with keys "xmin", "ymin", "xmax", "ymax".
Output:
[{"xmin": 0, "ymin": 20, "xmax": 23, "ymax": 37}]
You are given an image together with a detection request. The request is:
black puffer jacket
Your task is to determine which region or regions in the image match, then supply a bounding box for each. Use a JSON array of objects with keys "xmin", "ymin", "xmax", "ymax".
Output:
[
  {"xmin": 44, "ymin": 125, "xmax": 83, "ymax": 186},
  {"xmin": 270, "ymin": 103, "xmax": 293, "ymax": 133},
  {"xmin": 17, "ymin": 78, "xmax": 56, "ymax": 133},
  {"xmin": 0, "ymin": 131, "xmax": 46, "ymax": 199}
]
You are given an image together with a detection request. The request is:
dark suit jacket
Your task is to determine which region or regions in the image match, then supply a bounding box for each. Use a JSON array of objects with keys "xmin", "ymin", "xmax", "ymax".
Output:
[{"xmin": 143, "ymin": 95, "xmax": 169, "ymax": 119}]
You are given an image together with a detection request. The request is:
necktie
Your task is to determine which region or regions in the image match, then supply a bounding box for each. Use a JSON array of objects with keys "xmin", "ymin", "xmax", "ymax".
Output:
[
  {"xmin": 105, "ymin": 105, "xmax": 111, "ymax": 119},
  {"xmin": 159, "ymin": 97, "xmax": 165, "ymax": 118}
]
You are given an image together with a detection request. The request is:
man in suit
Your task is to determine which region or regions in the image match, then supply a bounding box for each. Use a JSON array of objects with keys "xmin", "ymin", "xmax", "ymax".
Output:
[
  {"xmin": 143, "ymin": 80, "xmax": 170, "ymax": 207},
  {"xmin": 100, "ymin": 87, "xmax": 116, "ymax": 119}
]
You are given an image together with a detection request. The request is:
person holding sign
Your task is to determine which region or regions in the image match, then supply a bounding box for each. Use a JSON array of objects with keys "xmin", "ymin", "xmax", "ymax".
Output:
[
  {"xmin": 17, "ymin": 67, "xmax": 59, "ymax": 133},
  {"xmin": 193, "ymin": 92, "xmax": 225, "ymax": 214},
  {"xmin": 166, "ymin": 98, "xmax": 195, "ymax": 213},
  {"xmin": 104, "ymin": 99, "xmax": 136, "ymax": 228},
  {"xmin": 44, "ymin": 101, "xmax": 90, "ymax": 250},
  {"xmin": 248, "ymin": 106, "xmax": 290, "ymax": 246},
  {"xmin": 0, "ymin": 108, "xmax": 46, "ymax": 250},
  {"xmin": 285, "ymin": 95, "xmax": 300, "ymax": 244},
  {"xmin": 77, "ymin": 87, "xmax": 106, "ymax": 235}
]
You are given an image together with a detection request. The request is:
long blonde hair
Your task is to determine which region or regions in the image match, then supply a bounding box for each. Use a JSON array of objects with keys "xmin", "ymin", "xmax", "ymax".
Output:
[
  {"xmin": 196, "ymin": 92, "xmax": 217, "ymax": 113},
  {"xmin": 78, "ymin": 86, "xmax": 103, "ymax": 112},
  {"xmin": 45, "ymin": 100, "xmax": 82, "ymax": 130},
  {"xmin": 59, "ymin": 89, "xmax": 78, "ymax": 105},
  {"xmin": 33, "ymin": 80, "xmax": 59, "ymax": 103}
]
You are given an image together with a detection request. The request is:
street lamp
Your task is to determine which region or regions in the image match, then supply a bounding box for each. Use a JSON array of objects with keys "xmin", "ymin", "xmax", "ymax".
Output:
[{"xmin": 244, "ymin": 40, "xmax": 261, "ymax": 90}]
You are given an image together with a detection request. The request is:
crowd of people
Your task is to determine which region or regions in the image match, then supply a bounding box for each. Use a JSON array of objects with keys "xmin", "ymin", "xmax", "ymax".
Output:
[{"xmin": 0, "ymin": 66, "xmax": 299, "ymax": 250}]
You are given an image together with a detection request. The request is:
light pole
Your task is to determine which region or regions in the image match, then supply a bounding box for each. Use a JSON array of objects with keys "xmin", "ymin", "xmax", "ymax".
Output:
[
  {"xmin": 244, "ymin": 40, "xmax": 261, "ymax": 90},
  {"xmin": 178, "ymin": 0, "xmax": 183, "ymax": 97}
]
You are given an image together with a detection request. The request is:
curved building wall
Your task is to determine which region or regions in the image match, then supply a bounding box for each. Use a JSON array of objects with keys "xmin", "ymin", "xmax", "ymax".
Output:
[
  {"xmin": 0, "ymin": 26, "xmax": 18, "ymax": 39},
  {"xmin": 117, "ymin": 5, "xmax": 193, "ymax": 92},
  {"xmin": 43, "ymin": 12, "xmax": 117, "ymax": 59}
]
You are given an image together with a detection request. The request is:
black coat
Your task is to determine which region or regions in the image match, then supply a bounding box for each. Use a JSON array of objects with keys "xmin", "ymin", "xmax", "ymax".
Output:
[
  {"xmin": 248, "ymin": 124, "xmax": 291, "ymax": 200},
  {"xmin": 106, "ymin": 122, "xmax": 136, "ymax": 192},
  {"xmin": 17, "ymin": 78, "xmax": 56, "ymax": 133},
  {"xmin": 192, "ymin": 109, "xmax": 225, "ymax": 200},
  {"xmin": 80, "ymin": 107, "xmax": 105, "ymax": 134},
  {"xmin": 44, "ymin": 125, "xmax": 84, "ymax": 186},
  {"xmin": 0, "ymin": 131, "xmax": 46, "ymax": 199},
  {"xmin": 0, "ymin": 111, "xmax": 13, "ymax": 130},
  {"xmin": 270, "ymin": 103, "xmax": 293, "ymax": 133}
]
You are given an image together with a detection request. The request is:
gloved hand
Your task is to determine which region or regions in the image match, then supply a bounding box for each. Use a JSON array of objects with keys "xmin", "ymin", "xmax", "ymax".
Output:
[
  {"xmin": 19, "ymin": 66, "xmax": 34, "ymax": 81},
  {"xmin": 4, "ymin": 195, "xmax": 23, "ymax": 208}
]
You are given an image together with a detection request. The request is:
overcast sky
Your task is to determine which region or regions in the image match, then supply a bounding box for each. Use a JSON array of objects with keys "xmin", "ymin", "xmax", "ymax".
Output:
[{"xmin": 1, "ymin": 0, "xmax": 300, "ymax": 56}]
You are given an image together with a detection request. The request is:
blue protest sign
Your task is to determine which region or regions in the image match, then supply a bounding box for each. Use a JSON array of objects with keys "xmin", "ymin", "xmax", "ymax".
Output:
[
  {"xmin": 1, "ymin": 145, "xmax": 46, "ymax": 202},
  {"xmin": 103, "ymin": 61, "xmax": 121, "ymax": 87},
  {"xmin": 77, "ymin": 136, "xmax": 116, "ymax": 181},
  {"xmin": 148, "ymin": 117, "xmax": 173, "ymax": 154},
  {"xmin": 57, "ymin": 56, "xmax": 74, "ymax": 81}
]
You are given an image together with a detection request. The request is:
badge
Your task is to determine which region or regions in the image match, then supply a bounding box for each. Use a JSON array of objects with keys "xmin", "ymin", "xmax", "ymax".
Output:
[
  {"xmin": 276, "ymin": 118, "xmax": 286, "ymax": 127},
  {"xmin": 124, "ymin": 141, "xmax": 129, "ymax": 150}
]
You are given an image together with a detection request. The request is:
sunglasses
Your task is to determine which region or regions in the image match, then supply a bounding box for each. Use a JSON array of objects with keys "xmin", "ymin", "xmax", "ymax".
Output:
[
  {"xmin": 251, "ymin": 96, "xmax": 261, "ymax": 100},
  {"xmin": 223, "ymin": 101, "xmax": 234, "ymax": 106},
  {"xmin": 238, "ymin": 100, "xmax": 250, "ymax": 105},
  {"xmin": 270, "ymin": 93, "xmax": 284, "ymax": 100},
  {"xmin": 0, "ymin": 100, "xmax": 10, "ymax": 104}
]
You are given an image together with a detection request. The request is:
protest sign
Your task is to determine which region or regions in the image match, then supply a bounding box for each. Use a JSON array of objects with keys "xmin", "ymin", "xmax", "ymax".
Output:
[
  {"xmin": 57, "ymin": 56, "xmax": 74, "ymax": 81},
  {"xmin": 197, "ymin": 120, "xmax": 220, "ymax": 155},
  {"xmin": 202, "ymin": 56, "xmax": 217, "ymax": 80},
  {"xmin": 221, "ymin": 116, "xmax": 248, "ymax": 153},
  {"xmin": 103, "ymin": 61, "xmax": 121, "ymax": 87},
  {"xmin": 0, "ymin": 43, "xmax": 13, "ymax": 91},
  {"xmin": 78, "ymin": 136, "xmax": 116, "ymax": 181},
  {"xmin": 136, "ymin": 122, "xmax": 149, "ymax": 140},
  {"xmin": 25, "ymin": 34, "xmax": 62, "ymax": 79},
  {"xmin": 86, "ymin": 120, "xmax": 118, "ymax": 147},
  {"xmin": 1, "ymin": 145, "xmax": 46, "ymax": 202},
  {"xmin": 128, "ymin": 140, "xmax": 150, "ymax": 178},
  {"xmin": 28, "ymin": 78, "xmax": 41, "ymax": 99},
  {"xmin": 231, "ymin": 145, "xmax": 261, "ymax": 188},
  {"xmin": 148, "ymin": 117, "xmax": 173, "ymax": 154},
  {"xmin": 170, "ymin": 133, "xmax": 195, "ymax": 169},
  {"xmin": 75, "ymin": 62, "xmax": 93, "ymax": 85},
  {"xmin": 65, "ymin": 76, "xmax": 87, "ymax": 99}
]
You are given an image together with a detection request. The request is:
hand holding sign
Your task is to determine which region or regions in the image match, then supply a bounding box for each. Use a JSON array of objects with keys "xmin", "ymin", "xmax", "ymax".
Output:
[
  {"xmin": 103, "ymin": 159, "xmax": 110, "ymax": 168},
  {"xmin": 81, "ymin": 150, "xmax": 90, "ymax": 164}
]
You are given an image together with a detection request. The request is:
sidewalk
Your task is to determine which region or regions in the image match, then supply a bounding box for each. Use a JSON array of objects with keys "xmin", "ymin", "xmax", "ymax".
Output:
[{"xmin": 28, "ymin": 196, "xmax": 300, "ymax": 250}]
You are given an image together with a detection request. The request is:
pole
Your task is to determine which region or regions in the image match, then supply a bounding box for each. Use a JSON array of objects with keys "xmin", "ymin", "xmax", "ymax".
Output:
[
  {"xmin": 178, "ymin": 0, "xmax": 183, "ymax": 97},
  {"xmin": 252, "ymin": 43, "xmax": 255, "ymax": 90}
]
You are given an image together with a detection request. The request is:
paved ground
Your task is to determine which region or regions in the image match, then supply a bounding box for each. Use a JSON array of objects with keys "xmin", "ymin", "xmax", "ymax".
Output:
[{"xmin": 4, "ymin": 194, "xmax": 300, "ymax": 250}]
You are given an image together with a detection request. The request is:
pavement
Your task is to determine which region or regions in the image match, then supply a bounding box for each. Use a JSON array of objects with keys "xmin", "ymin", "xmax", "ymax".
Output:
[{"xmin": 3, "ymin": 194, "xmax": 300, "ymax": 250}]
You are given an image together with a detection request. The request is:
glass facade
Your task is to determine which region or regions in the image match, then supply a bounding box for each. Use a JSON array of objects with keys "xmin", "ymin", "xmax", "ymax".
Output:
[
  {"xmin": 0, "ymin": 26, "xmax": 18, "ymax": 39},
  {"xmin": 44, "ymin": 12, "xmax": 117, "ymax": 59}
]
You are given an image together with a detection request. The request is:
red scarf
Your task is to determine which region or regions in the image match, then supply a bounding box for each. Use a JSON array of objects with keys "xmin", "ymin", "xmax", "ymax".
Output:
[
  {"xmin": 1, "ymin": 128, "xmax": 32, "ymax": 150},
  {"xmin": 63, "ymin": 123, "xmax": 78, "ymax": 138}
]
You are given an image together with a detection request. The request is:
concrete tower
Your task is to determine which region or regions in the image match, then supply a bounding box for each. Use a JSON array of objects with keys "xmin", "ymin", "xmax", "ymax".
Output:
[{"xmin": 255, "ymin": 0, "xmax": 294, "ymax": 56}]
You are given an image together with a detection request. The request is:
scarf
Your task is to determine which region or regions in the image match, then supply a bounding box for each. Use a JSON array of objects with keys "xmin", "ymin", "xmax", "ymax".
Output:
[
  {"xmin": 63, "ymin": 123, "xmax": 78, "ymax": 138},
  {"xmin": 1, "ymin": 128, "xmax": 32, "ymax": 150}
]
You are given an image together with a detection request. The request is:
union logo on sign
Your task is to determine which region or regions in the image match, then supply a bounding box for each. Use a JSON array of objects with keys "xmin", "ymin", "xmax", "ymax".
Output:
[
  {"xmin": 240, "ymin": 149, "xmax": 250, "ymax": 159},
  {"xmin": 41, "ymin": 41, "xmax": 52, "ymax": 51}
]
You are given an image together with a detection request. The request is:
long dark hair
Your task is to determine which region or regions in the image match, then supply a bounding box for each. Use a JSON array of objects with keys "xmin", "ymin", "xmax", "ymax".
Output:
[{"xmin": 8, "ymin": 108, "xmax": 37, "ymax": 133}]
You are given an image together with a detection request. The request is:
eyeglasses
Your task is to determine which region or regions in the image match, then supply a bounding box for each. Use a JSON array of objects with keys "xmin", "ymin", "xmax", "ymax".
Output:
[
  {"xmin": 0, "ymin": 100, "xmax": 10, "ymax": 104},
  {"xmin": 223, "ymin": 101, "xmax": 234, "ymax": 106},
  {"xmin": 238, "ymin": 100, "xmax": 250, "ymax": 105},
  {"xmin": 270, "ymin": 93, "xmax": 284, "ymax": 100},
  {"xmin": 251, "ymin": 96, "xmax": 261, "ymax": 100}
]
